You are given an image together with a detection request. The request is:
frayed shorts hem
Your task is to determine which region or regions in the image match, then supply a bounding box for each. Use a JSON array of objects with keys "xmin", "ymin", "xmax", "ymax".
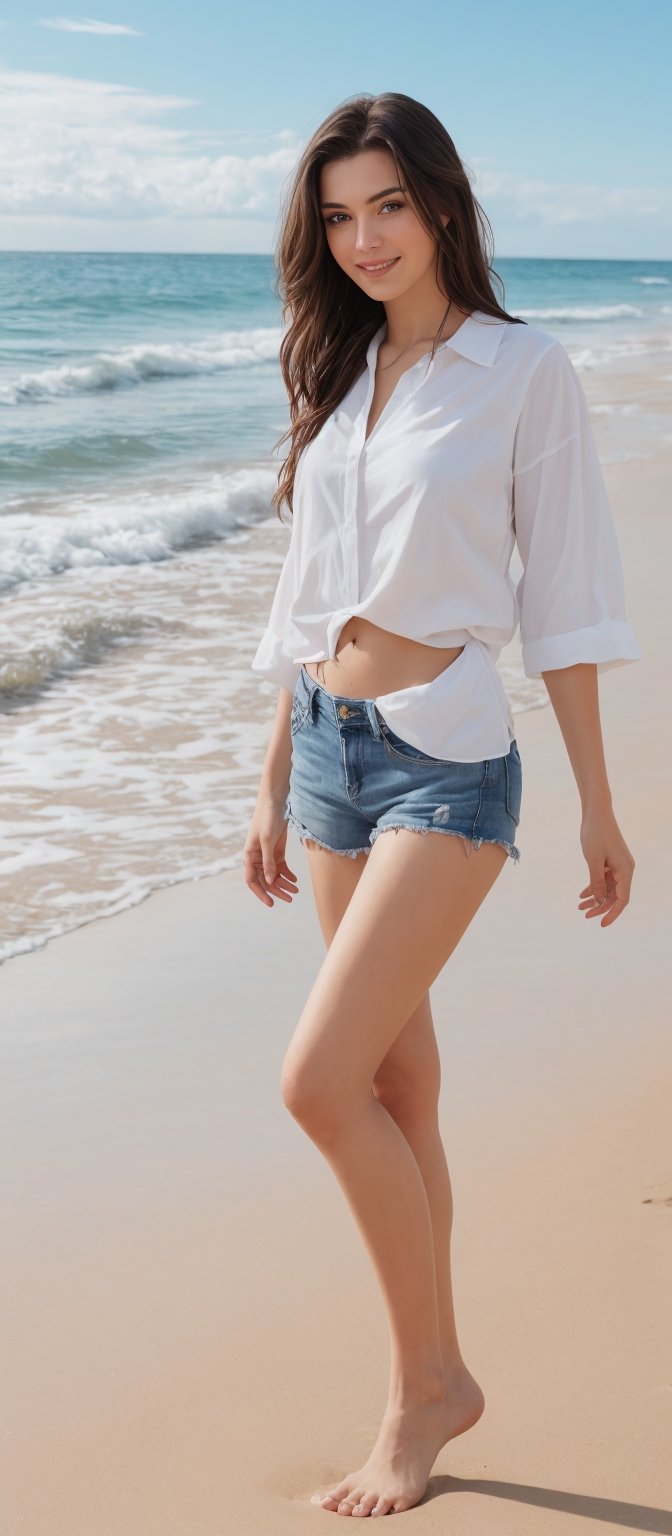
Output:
[
  {"xmin": 285, "ymin": 812, "xmax": 521, "ymax": 864},
  {"xmin": 370, "ymin": 823, "xmax": 521, "ymax": 864},
  {"xmin": 285, "ymin": 811, "xmax": 370, "ymax": 859}
]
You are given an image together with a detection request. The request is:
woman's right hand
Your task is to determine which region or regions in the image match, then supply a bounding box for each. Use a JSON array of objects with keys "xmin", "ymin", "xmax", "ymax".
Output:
[{"xmin": 242, "ymin": 793, "xmax": 299, "ymax": 908}]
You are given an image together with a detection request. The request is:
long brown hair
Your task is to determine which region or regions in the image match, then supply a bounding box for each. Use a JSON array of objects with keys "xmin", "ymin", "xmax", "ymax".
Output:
[{"xmin": 270, "ymin": 91, "xmax": 524, "ymax": 521}]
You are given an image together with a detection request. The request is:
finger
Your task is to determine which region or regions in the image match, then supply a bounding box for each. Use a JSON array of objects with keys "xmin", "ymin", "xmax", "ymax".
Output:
[
  {"xmin": 587, "ymin": 864, "xmax": 609, "ymax": 906},
  {"xmin": 579, "ymin": 878, "xmax": 617, "ymax": 911},
  {"xmin": 254, "ymin": 837, "xmax": 275, "ymax": 880},
  {"xmin": 583, "ymin": 870, "xmax": 629, "ymax": 923},
  {"xmin": 601, "ymin": 896, "xmax": 630, "ymax": 926},
  {"xmin": 243, "ymin": 852, "xmax": 298, "ymax": 906},
  {"xmin": 262, "ymin": 859, "xmax": 295, "ymax": 888},
  {"xmin": 579, "ymin": 870, "xmax": 617, "ymax": 895},
  {"xmin": 263, "ymin": 864, "xmax": 296, "ymax": 892},
  {"xmin": 253, "ymin": 865, "xmax": 298, "ymax": 906},
  {"xmin": 595, "ymin": 893, "xmax": 628, "ymax": 926},
  {"xmin": 273, "ymin": 875, "xmax": 299, "ymax": 897},
  {"xmin": 265, "ymin": 882, "xmax": 295, "ymax": 904},
  {"xmin": 584, "ymin": 896, "xmax": 617, "ymax": 919},
  {"xmin": 251, "ymin": 876, "xmax": 274, "ymax": 906},
  {"xmin": 277, "ymin": 862, "xmax": 299, "ymax": 886},
  {"xmin": 583, "ymin": 891, "xmax": 616, "ymax": 917},
  {"xmin": 243, "ymin": 857, "xmax": 274, "ymax": 906},
  {"xmin": 263, "ymin": 858, "xmax": 299, "ymax": 897}
]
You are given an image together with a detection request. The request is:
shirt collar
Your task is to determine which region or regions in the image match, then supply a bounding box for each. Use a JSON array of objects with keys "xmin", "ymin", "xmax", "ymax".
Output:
[{"xmin": 367, "ymin": 309, "xmax": 507, "ymax": 370}]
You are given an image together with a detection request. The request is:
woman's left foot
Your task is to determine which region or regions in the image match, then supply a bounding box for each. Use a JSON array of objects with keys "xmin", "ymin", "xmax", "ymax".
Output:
[{"xmin": 310, "ymin": 1368, "xmax": 485, "ymax": 1516}]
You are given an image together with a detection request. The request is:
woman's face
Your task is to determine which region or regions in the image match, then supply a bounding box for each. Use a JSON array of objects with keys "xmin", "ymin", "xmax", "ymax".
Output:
[{"xmin": 319, "ymin": 148, "xmax": 447, "ymax": 300}]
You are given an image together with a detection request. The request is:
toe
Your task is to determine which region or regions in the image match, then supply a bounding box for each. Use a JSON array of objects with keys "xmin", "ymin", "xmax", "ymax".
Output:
[
  {"xmin": 352, "ymin": 1493, "xmax": 380, "ymax": 1517},
  {"xmin": 337, "ymin": 1491, "xmax": 364, "ymax": 1515},
  {"xmin": 312, "ymin": 1479, "xmax": 352, "ymax": 1510},
  {"xmin": 371, "ymin": 1497, "xmax": 394, "ymax": 1516},
  {"xmin": 311, "ymin": 1491, "xmax": 340, "ymax": 1510},
  {"xmin": 330, "ymin": 1480, "xmax": 355, "ymax": 1501}
]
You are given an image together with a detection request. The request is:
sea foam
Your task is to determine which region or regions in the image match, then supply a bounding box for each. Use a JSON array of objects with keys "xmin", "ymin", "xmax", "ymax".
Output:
[
  {"xmin": 0, "ymin": 464, "xmax": 278, "ymax": 592},
  {"xmin": 0, "ymin": 326, "xmax": 283, "ymax": 405}
]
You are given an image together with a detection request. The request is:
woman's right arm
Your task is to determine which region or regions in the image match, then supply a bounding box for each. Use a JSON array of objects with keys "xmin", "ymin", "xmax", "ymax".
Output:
[
  {"xmin": 259, "ymin": 685, "xmax": 294, "ymax": 804},
  {"xmin": 242, "ymin": 687, "xmax": 299, "ymax": 908}
]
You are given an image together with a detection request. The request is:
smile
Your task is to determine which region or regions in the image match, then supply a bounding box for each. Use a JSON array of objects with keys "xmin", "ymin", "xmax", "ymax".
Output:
[{"xmin": 357, "ymin": 257, "xmax": 401, "ymax": 274}]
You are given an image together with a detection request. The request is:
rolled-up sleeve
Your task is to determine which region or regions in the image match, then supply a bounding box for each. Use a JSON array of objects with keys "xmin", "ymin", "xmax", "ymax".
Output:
[
  {"xmin": 250, "ymin": 527, "xmax": 302, "ymax": 694},
  {"xmin": 512, "ymin": 341, "xmax": 642, "ymax": 679}
]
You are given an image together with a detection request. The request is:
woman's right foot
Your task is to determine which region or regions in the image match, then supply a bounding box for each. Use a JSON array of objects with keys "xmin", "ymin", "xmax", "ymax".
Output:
[{"xmin": 310, "ymin": 1366, "xmax": 485, "ymax": 1516}]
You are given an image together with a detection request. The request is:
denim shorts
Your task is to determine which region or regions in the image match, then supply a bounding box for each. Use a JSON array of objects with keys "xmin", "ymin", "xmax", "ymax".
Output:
[{"xmin": 285, "ymin": 665, "xmax": 522, "ymax": 864}]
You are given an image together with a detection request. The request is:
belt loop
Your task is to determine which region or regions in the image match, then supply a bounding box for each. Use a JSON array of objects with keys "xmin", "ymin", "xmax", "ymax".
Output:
[
  {"xmin": 304, "ymin": 669, "xmax": 318, "ymax": 724},
  {"xmin": 365, "ymin": 699, "xmax": 382, "ymax": 739}
]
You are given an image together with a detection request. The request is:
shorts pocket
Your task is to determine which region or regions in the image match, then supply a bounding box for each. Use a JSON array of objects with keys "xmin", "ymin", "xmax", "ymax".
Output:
[
  {"xmin": 504, "ymin": 743, "xmax": 522, "ymax": 824},
  {"xmin": 290, "ymin": 692, "xmax": 311, "ymax": 736},
  {"xmin": 379, "ymin": 721, "xmax": 486, "ymax": 776},
  {"xmin": 379, "ymin": 721, "xmax": 452, "ymax": 766}
]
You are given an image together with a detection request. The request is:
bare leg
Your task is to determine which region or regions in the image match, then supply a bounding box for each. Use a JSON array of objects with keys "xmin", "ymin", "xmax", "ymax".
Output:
[
  {"xmin": 371, "ymin": 993, "xmax": 472, "ymax": 1382},
  {"xmin": 281, "ymin": 828, "xmax": 508, "ymax": 1515},
  {"xmin": 301, "ymin": 847, "xmax": 467, "ymax": 1384}
]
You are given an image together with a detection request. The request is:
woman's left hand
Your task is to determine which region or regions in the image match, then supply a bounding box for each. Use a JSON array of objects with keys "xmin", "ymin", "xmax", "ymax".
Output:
[{"xmin": 578, "ymin": 806, "xmax": 635, "ymax": 926}]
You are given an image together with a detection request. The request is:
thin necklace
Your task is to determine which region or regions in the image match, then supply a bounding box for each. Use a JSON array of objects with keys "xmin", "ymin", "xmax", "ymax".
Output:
[{"xmin": 376, "ymin": 302, "xmax": 455, "ymax": 372}]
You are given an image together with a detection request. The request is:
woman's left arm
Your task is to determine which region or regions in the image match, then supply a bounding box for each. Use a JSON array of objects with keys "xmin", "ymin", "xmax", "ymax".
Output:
[
  {"xmin": 511, "ymin": 341, "xmax": 643, "ymax": 927},
  {"xmin": 541, "ymin": 661, "xmax": 635, "ymax": 927}
]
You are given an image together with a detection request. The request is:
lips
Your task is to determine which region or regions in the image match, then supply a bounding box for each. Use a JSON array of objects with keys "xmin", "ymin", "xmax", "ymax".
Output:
[{"xmin": 357, "ymin": 256, "xmax": 401, "ymax": 274}]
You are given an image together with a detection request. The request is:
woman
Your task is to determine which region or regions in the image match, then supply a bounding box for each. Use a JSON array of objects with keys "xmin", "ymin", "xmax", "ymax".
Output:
[{"xmin": 243, "ymin": 93, "xmax": 641, "ymax": 1518}]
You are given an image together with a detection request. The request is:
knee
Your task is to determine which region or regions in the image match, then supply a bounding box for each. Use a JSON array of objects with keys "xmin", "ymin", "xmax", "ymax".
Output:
[
  {"xmin": 371, "ymin": 1062, "xmax": 440, "ymax": 1123},
  {"xmin": 279, "ymin": 1053, "xmax": 342, "ymax": 1139},
  {"xmin": 279, "ymin": 1056, "xmax": 310, "ymax": 1121}
]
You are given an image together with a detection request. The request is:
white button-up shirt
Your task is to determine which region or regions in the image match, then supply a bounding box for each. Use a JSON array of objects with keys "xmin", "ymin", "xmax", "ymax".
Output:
[{"xmin": 251, "ymin": 309, "xmax": 641, "ymax": 761}]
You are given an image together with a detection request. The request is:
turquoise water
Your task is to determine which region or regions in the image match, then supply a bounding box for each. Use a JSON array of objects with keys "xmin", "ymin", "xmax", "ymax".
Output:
[
  {"xmin": 0, "ymin": 253, "xmax": 285, "ymax": 499},
  {"xmin": 1, "ymin": 252, "xmax": 670, "ymax": 506},
  {"xmin": 0, "ymin": 253, "xmax": 668, "ymax": 965}
]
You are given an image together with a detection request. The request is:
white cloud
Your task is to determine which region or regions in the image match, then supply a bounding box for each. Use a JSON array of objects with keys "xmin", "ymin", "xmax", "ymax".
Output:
[
  {"xmin": 37, "ymin": 15, "xmax": 144, "ymax": 35},
  {"xmin": 470, "ymin": 161, "xmax": 672, "ymax": 229},
  {"xmin": 0, "ymin": 69, "xmax": 300, "ymax": 222},
  {"xmin": 0, "ymin": 66, "xmax": 668, "ymax": 253}
]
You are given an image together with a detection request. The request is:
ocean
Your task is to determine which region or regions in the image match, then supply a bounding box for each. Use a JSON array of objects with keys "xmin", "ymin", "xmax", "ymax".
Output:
[{"xmin": 1, "ymin": 252, "xmax": 670, "ymax": 964}]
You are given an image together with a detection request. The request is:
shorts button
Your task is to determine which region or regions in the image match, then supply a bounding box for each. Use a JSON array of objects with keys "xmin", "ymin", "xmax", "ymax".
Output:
[{"xmin": 338, "ymin": 704, "xmax": 351, "ymax": 718}]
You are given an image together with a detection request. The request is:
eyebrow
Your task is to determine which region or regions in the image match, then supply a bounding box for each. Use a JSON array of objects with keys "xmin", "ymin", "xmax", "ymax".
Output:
[{"xmin": 320, "ymin": 185, "xmax": 406, "ymax": 209}]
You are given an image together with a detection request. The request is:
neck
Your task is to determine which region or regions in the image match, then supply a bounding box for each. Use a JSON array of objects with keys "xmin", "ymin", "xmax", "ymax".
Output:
[{"xmin": 382, "ymin": 303, "xmax": 472, "ymax": 356}]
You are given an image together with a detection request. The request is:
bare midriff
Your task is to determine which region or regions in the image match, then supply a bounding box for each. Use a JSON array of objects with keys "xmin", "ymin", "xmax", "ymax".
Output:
[{"xmin": 302, "ymin": 616, "xmax": 466, "ymax": 700}]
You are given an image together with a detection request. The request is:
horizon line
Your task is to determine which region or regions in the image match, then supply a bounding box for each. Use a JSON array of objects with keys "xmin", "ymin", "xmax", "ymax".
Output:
[{"xmin": 0, "ymin": 250, "xmax": 670, "ymax": 262}]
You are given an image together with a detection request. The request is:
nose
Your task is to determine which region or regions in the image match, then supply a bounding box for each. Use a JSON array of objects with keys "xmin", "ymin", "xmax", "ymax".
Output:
[{"xmin": 354, "ymin": 218, "xmax": 383, "ymax": 253}]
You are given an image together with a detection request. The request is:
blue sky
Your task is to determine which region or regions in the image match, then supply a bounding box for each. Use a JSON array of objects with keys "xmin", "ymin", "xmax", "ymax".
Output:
[{"xmin": 0, "ymin": 0, "xmax": 670, "ymax": 256}]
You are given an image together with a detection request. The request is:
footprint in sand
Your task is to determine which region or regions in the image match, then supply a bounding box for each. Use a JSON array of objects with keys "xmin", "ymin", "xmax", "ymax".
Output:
[{"xmin": 642, "ymin": 1177, "xmax": 672, "ymax": 1206}]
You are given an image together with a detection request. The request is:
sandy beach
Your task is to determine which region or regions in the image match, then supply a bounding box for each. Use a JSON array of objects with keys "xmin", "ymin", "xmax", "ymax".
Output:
[{"xmin": 1, "ymin": 446, "xmax": 670, "ymax": 1534}]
